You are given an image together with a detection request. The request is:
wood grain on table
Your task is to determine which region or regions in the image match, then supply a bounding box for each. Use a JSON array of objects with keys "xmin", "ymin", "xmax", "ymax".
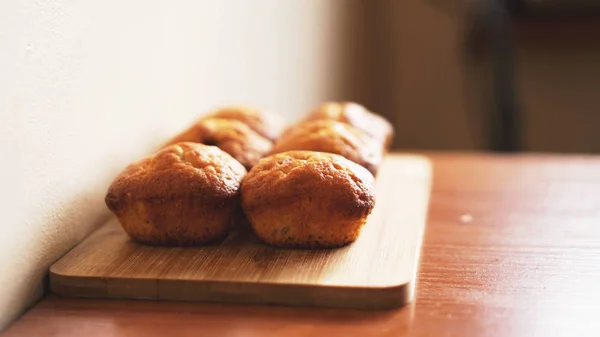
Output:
[{"xmin": 5, "ymin": 153, "xmax": 600, "ymax": 337}]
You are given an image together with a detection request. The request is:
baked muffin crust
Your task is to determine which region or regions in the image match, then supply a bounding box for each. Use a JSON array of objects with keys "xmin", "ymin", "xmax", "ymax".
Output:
[
  {"xmin": 301, "ymin": 101, "xmax": 394, "ymax": 149},
  {"xmin": 201, "ymin": 106, "xmax": 284, "ymax": 141},
  {"xmin": 165, "ymin": 118, "xmax": 272, "ymax": 170},
  {"xmin": 271, "ymin": 120, "xmax": 383, "ymax": 176},
  {"xmin": 241, "ymin": 151, "xmax": 375, "ymax": 249},
  {"xmin": 106, "ymin": 142, "xmax": 246, "ymax": 246}
]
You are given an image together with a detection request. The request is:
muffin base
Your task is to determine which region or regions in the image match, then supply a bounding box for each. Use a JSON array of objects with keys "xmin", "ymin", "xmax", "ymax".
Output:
[{"xmin": 116, "ymin": 197, "xmax": 236, "ymax": 246}]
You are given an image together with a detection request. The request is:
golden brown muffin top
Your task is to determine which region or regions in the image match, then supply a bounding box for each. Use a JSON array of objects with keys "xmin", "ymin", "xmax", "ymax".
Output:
[
  {"xmin": 165, "ymin": 118, "xmax": 273, "ymax": 170},
  {"xmin": 106, "ymin": 142, "xmax": 247, "ymax": 212},
  {"xmin": 271, "ymin": 120, "xmax": 383, "ymax": 175},
  {"xmin": 300, "ymin": 101, "xmax": 394, "ymax": 147},
  {"xmin": 201, "ymin": 106, "xmax": 285, "ymax": 141},
  {"xmin": 241, "ymin": 151, "xmax": 375, "ymax": 216}
]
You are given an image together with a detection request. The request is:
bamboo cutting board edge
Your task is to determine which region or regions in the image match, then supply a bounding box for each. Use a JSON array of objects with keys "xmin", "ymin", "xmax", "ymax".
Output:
[
  {"xmin": 49, "ymin": 273, "xmax": 413, "ymax": 309},
  {"xmin": 49, "ymin": 154, "xmax": 431, "ymax": 309}
]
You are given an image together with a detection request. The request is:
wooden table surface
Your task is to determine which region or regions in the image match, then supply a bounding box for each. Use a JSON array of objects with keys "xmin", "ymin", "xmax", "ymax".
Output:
[{"xmin": 5, "ymin": 153, "xmax": 600, "ymax": 337}]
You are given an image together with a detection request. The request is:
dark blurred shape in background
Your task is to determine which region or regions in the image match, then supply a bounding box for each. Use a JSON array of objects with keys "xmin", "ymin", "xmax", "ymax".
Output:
[{"xmin": 338, "ymin": 0, "xmax": 600, "ymax": 153}]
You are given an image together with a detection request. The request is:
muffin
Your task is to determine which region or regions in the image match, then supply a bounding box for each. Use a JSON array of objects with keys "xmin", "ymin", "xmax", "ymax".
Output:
[
  {"xmin": 200, "ymin": 106, "xmax": 285, "ymax": 141},
  {"xmin": 271, "ymin": 120, "xmax": 383, "ymax": 176},
  {"xmin": 241, "ymin": 151, "xmax": 376, "ymax": 249},
  {"xmin": 105, "ymin": 142, "xmax": 247, "ymax": 246},
  {"xmin": 164, "ymin": 118, "xmax": 272, "ymax": 170},
  {"xmin": 300, "ymin": 101, "xmax": 394, "ymax": 150}
]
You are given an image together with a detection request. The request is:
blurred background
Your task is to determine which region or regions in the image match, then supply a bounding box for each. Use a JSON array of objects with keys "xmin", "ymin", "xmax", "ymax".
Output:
[
  {"xmin": 1, "ymin": 0, "xmax": 600, "ymax": 330},
  {"xmin": 341, "ymin": 0, "xmax": 600, "ymax": 153}
]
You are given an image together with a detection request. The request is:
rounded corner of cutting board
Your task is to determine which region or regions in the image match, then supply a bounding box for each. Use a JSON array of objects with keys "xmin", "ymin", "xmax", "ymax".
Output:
[
  {"xmin": 335, "ymin": 286, "xmax": 415, "ymax": 310},
  {"xmin": 49, "ymin": 258, "xmax": 77, "ymax": 278},
  {"xmin": 49, "ymin": 262, "xmax": 63, "ymax": 275},
  {"xmin": 48, "ymin": 269, "xmax": 74, "ymax": 297},
  {"xmin": 368, "ymin": 279, "xmax": 416, "ymax": 308}
]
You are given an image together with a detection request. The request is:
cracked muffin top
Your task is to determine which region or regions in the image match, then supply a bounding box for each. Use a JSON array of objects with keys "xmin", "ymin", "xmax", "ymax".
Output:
[
  {"xmin": 164, "ymin": 118, "xmax": 272, "ymax": 170},
  {"xmin": 106, "ymin": 142, "xmax": 247, "ymax": 210},
  {"xmin": 299, "ymin": 101, "xmax": 394, "ymax": 149},
  {"xmin": 271, "ymin": 120, "xmax": 383, "ymax": 176}
]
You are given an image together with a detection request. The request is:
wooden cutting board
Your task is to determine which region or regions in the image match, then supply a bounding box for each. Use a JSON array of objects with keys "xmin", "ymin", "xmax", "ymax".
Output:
[{"xmin": 50, "ymin": 154, "xmax": 432, "ymax": 309}]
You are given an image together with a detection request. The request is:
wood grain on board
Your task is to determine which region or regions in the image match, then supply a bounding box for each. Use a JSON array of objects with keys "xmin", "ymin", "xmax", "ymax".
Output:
[{"xmin": 49, "ymin": 155, "xmax": 432, "ymax": 309}]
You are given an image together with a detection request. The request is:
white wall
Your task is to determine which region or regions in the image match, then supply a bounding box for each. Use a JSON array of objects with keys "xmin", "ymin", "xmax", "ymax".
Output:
[{"xmin": 0, "ymin": 0, "xmax": 345, "ymax": 329}]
